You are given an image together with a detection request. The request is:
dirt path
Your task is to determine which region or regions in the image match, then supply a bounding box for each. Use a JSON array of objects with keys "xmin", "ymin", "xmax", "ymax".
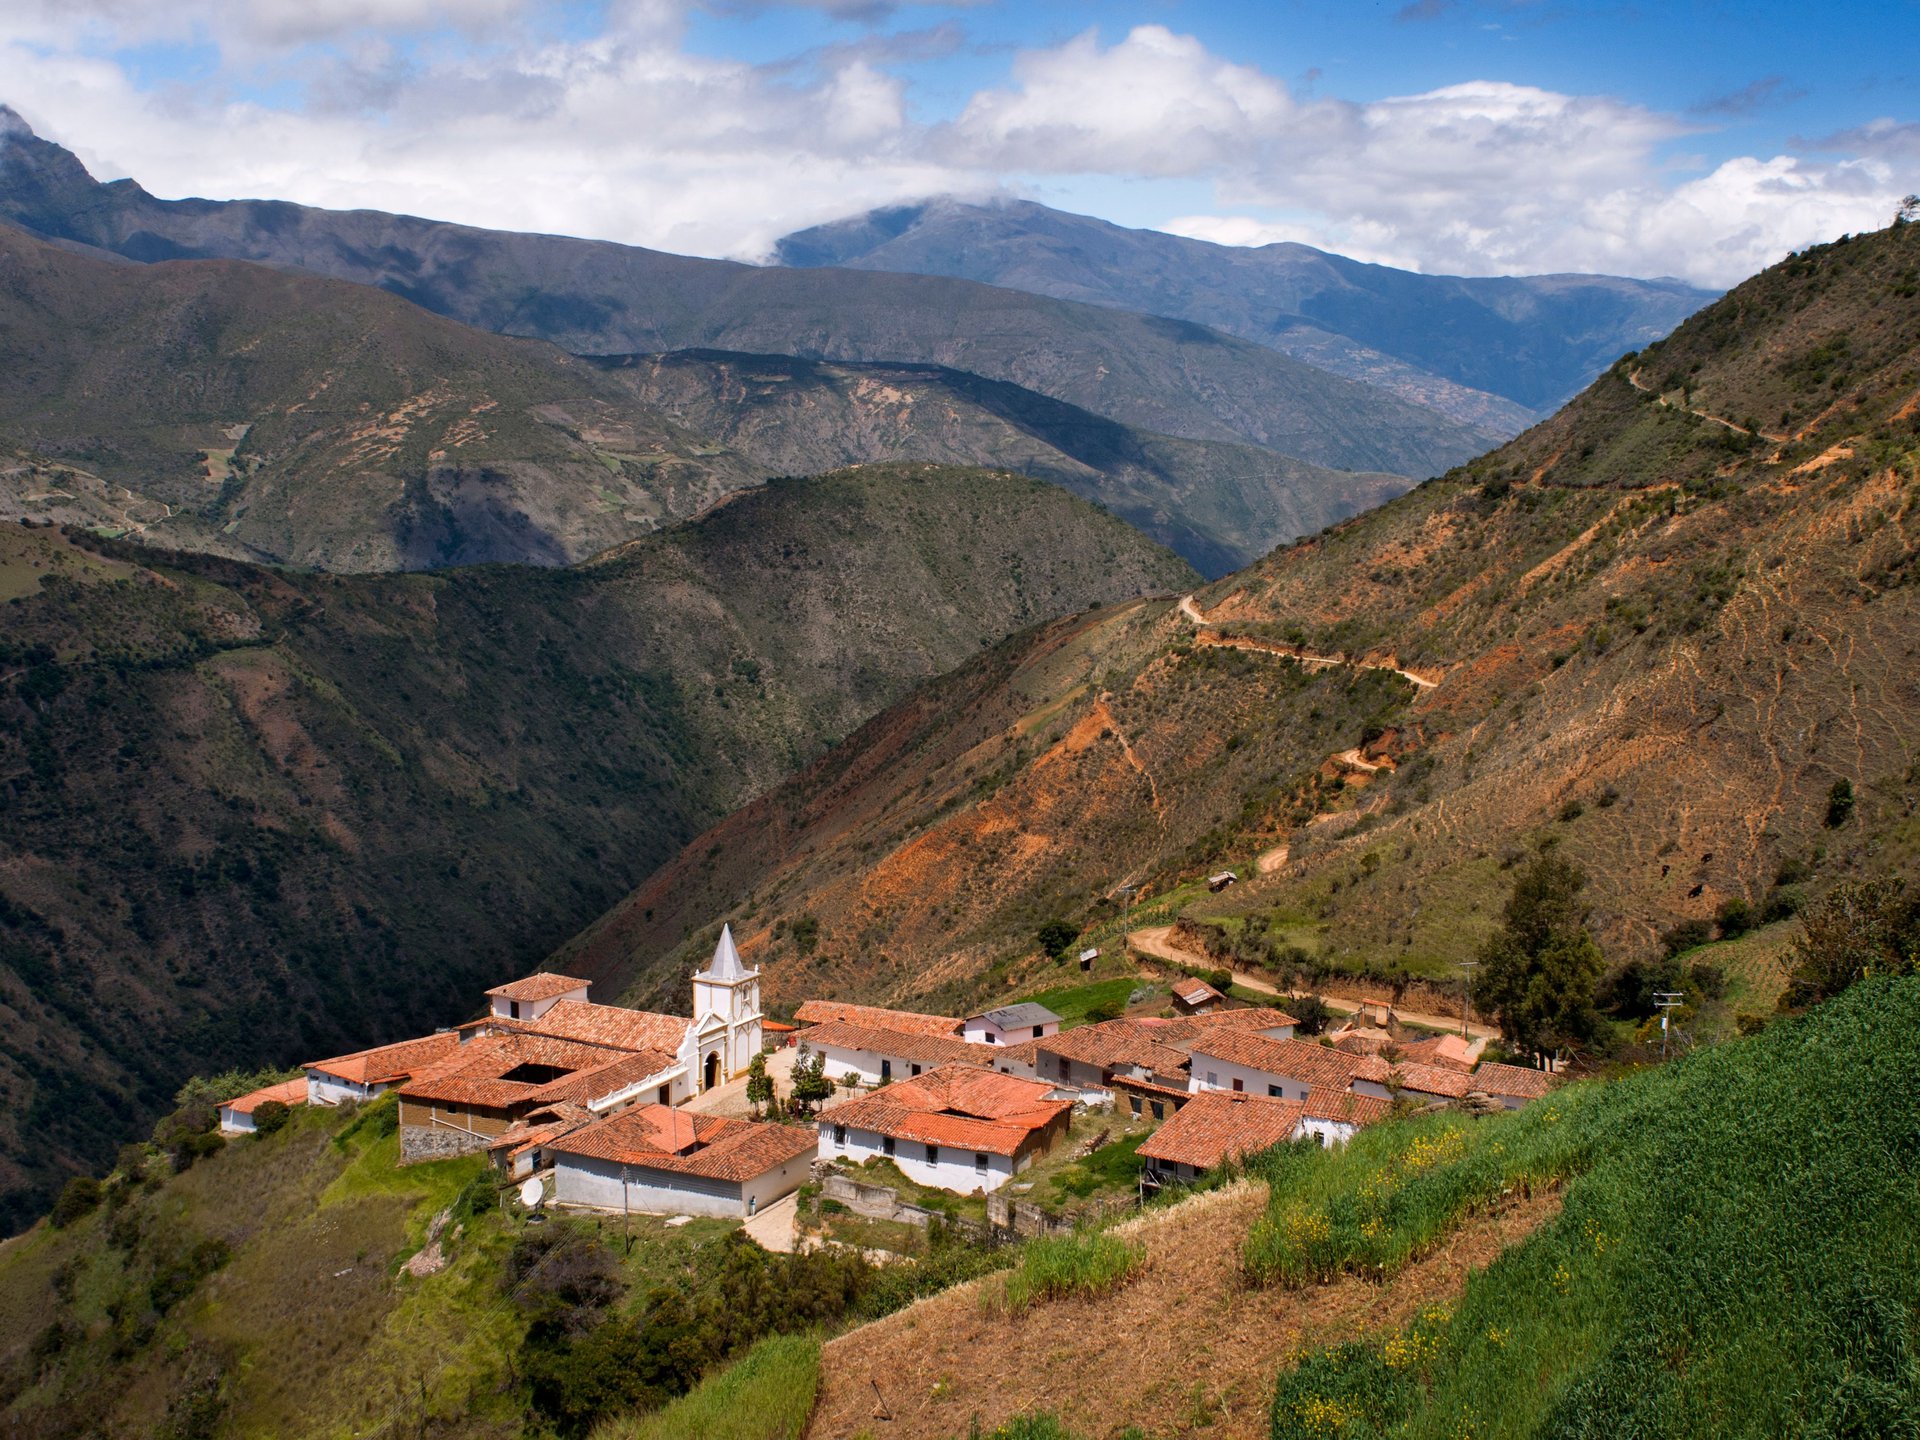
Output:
[
  {"xmin": 1179, "ymin": 595, "xmax": 1441, "ymax": 690},
  {"xmin": 807, "ymin": 1180, "xmax": 1559, "ymax": 1440},
  {"xmin": 1625, "ymin": 369, "xmax": 1788, "ymax": 442},
  {"xmin": 1128, "ymin": 927, "xmax": 1500, "ymax": 1040},
  {"xmin": 1256, "ymin": 842, "xmax": 1290, "ymax": 873}
]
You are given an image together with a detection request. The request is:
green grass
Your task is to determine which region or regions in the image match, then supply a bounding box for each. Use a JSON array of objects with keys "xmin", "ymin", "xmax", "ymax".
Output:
[
  {"xmin": 588, "ymin": 1332, "xmax": 822, "ymax": 1440},
  {"xmin": 1260, "ymin": 975, "xmax": 1920, "ymax": 1438},
  {"xmin": 1013, "ymin": 977, "xmax": 1152, "ymax": 1028},
  {"xmin": 998, "ymin": 1231, "xmax": 1145, "ymax": 1313}
]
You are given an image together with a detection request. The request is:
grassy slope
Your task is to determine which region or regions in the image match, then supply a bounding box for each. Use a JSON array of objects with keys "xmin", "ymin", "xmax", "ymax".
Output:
[
  {"xmin": 1257, "ymin": 976, "xmax": 1920, "ymax": 1438},
  {"xmin": 0, "ymin": 221, "xmax": 766, "ymax": 571},
  {"xmin": 0, "ymin": 113, "xmax": 1502, "ymax": 481},
  {"xmin": 0, "ymin": 465, "xmax": 1193, "ymax": 1228},
  {"xmin": 573, "ymin": 219, "xmax": 1920, "ymax": 1022}
]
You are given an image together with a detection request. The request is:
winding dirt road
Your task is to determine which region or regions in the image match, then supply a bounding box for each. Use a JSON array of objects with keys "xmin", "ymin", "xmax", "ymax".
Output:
[{"xmin": 1178, "ymin": 595, "xmax": 1441, "ymax": 690}]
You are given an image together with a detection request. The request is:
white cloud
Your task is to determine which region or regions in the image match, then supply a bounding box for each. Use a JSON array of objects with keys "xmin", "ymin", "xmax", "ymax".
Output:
[{"xmin": 0, "ymin": 12, "xmax": 1908, "ymax": 285}]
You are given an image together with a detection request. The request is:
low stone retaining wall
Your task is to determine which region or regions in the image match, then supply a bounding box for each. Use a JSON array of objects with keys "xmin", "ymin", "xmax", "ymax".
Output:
[{"xmin": 399, "ymin": 1125, "xmax": 493, "ymax": 1166}]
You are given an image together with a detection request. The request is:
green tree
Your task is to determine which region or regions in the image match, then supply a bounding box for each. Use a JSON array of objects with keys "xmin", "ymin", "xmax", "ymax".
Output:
[
  {"xmin": 249, "ymin": 1100, "xmax": 291, "ymax": 1136},
  {"xmin": 1471, "ymin": 852, "xmax": 1605, "ymax": 1060},
  {"xmin": 1785, "ymin": 879, "xmax": 1920, "ymax": 1007},
  {"xmin": 1826, "ymin": 778, "xmax": 1856, "ymax": 828},
  {"xmin": 789, "ymin": 1047, "xmax": 833, "ymax": 1116},
  {"xmin": 1035, "ymin": 919, "xmax": 1079, "ymax": 960},
  {"xmin": 745, "ymin": 1052, "xmax": 776, "ymax": 1120},
  {"xmin": 49, "ymin": 1175, "xmax": 102, "ymax": 1228}
]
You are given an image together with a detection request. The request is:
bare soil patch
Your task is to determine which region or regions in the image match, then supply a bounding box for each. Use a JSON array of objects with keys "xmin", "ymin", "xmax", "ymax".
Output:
[{"xmin": 808, "ymin": 1180, "xmax": 1559, "ymax": 1440}]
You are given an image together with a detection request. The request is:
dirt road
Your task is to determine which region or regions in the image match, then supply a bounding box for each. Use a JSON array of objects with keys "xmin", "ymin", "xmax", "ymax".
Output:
[{"xmin": 1178, "ymin": 595, "xmax": 1441, "ymax": 690}]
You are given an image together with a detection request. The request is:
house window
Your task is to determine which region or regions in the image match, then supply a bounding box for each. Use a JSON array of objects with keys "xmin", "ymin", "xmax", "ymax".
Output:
[
  {"xmin": 911, "ymin": 1064, "xmax": 922, "ymax": 1077},
  {"xmin": 1129, "ymin": 1096, "xmax": 1142, "ymax": 1117},
  {"xmin": 509, "ymin": 1000, "xmax": 521, "ymax": 1019},
  {"xmin": 1057, "ymin": 1057, "xmax": 1071, "ymax": 1079},
  {"xmin": 833, "ymin": 1124, "xmax": 847, "ymax": 1146},
  {"xmin": 882, "ymin": 1135, "xmax": 896, "ymax": 1157},
  {"xmin": 1150, "ymin": 1101, "xmax": 1164, "ymax": 1120},
  {"xmin": 1232, "ymin": 1078, "xmax": 1244, "ymax": 1093},
  {"xmin": 1032, "ymin": 1025, "xmax": 1044, "ymax": 1038},
  {"xmin": 1268, "ymin": 1084, "xmax": 1282, "ymax": 1098},
  {"xmin": 925, "ymin": 1143, "xmax": 939, "ymax": 1164},
  {"xmin": 880, "ymin": 1058, "xmax": 892, "ymax": 1081},
  {"xmin": 987, "ymin": 1033, "xmax": 999, "ymax": 1044},
  {"xmin": 1205, "ymin": 1071, "xmax": 1218, "ymax": 1088},
  {"xmin": 974, "ymin": 1152, "xmax": 988, "ymax": 1172}
]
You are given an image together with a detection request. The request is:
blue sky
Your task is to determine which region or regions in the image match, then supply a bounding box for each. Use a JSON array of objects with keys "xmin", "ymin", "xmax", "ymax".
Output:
[{"xmin": 2, "ymin": 0, "xmax": 1914, "ymax": 284}]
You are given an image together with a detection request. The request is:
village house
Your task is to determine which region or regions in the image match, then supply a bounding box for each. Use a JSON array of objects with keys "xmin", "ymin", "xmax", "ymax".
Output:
[
  {"xmin": 1186, "ymin": 1030, "xmax": 1394, "ymax": 1104},
  {"xmin": 1137, "ymin": 1091, "xmax": 1305, "ymax": 1184},
  {"xmin": 800, "ymin": 1019, "xmax": 1003, "ymax": 1087},
  {"xmin": 485, "ymin": 973, "xmax": 590, "ymax": 1023},
  {"xmin": 1139, "ymin": 1007, "xmax": 1298, "ymax": 1051},
  {"xmin": 817, "ymin": 1065, "xmax": 1071, "ymax": 1193},
  {"xmin": 1468, "ymin": 1061, "xmax": 1556, "ymax": 1109},
  {"xmin": 961, "ymin": 1002, "xmax": 1062, "ymax": 1046},
  {"xmin": 304, "ymin": 1031, "xmax": 463, "ymax": 1107},
  {"xmin": 1298, "ymin": 1089, "xmax": 1393, "ymax": 1146},
  {"xmin": 1171, "ymin": 976, "xmax": 1227, "ymax": 1014},
  {"xmin": 1398, "ymin": 1032, "xmax": 1486, "ymax": 1072},
  {"xmin": 218, "ymin": 1077, "xmax": 307, "ymax": 1133},
  {"xmin": 1391, "ymin": 1060, "xmax": 1475, "ymax": 1105},
  {"xmin": 1002, "ymin": 1018, "xmax": 1193, "ymax": 1095},
  {"xmin": 548, "ymin": 1104, "xmax": 816, "ymax": 1219}
]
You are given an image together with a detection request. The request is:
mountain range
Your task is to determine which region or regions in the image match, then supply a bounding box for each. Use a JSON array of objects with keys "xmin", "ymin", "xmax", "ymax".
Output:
[
  {"xmin": 571, "ymin": 220, "xmax": 1920, "ymax": 1028},
  {"xmin": 777, "ymin": 195, "xmax": 1716, "ymax": 425}
]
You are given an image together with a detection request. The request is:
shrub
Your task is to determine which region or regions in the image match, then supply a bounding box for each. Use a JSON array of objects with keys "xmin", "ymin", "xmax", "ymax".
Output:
[
  {"xmin": 1763, "ymin": 885, "xmax": 1807, "ymax": 923},
  {"xmin": 596, "ymin": 1332, "xmax": 822, "ymax": 1440},
  {"xmin": 1716, "ymin": 897, "xmax": 1754, "ymax": 939},
  {"xmin": 1785, "ymin": 879, "xmax": 1920, "ymax": 1006},
  {"xmin": 1826, "ymin": 778, "xmax": 1856, "ymax": 828},
  {"xmin": 249, "ymin": 1100, "xmax": 290, "ymax": 1136},
  {"xmin": 1289, "ymin": 995, "xmax": 1333, "ymax": 1037},
  {"xmin": 49, "ymin": 1175, "xmax": 102, "ymax": 1228},
  {"xmin": 1035, "ymin": 920, "xmax": 1079, "ymax": 960},
  {"xmin": 1687, "ymin": 962, "xmax": 1729, "ymax": 1002},
  {"xmin": 1660, "ymin": 918, "xmax": 1715, "ymax": 958},
  {"xmin": 999, "ymin": 1232, "xmax": 1144, "ymax": 1312}
]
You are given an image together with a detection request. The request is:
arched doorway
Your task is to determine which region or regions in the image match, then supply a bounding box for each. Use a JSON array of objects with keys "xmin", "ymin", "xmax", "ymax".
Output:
[{"xmin": 704, "ymin": 1051, "xmax": 720, "ymax": 1092}]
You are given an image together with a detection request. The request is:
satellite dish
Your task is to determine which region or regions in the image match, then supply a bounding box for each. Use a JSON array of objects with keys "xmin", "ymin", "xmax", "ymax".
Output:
[{"xmin": 519, "ymin": 1177, "xmax": 545, "ymax": 1209}]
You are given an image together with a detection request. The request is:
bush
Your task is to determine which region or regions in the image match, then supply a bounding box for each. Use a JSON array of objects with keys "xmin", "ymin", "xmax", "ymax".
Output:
[
  {"xmin": 1035, "ymin": 920, "xmax": 1079, "ymax": 960},
  {"xmin": 1716, "ymin": 898, "xmax": 1754, "ymax": 939},
  {"xmin": 1763, "ymin": 885, "xmax": 1807, "ymax": 923},
  {"xmin": 1826, "ymin": 778, "xmax": 1856, "ymax": 828},
  {"xmin": 1661, "ymin": 919, "xmax": 1715, "ymax": 958},
  {"xmin": 598, "ymin": 1332, "xmax": 822, "ymax": 1440},
  {"xmin": 1288, "ymin": 995, "xmax": 1333, "ymax": 1037},
  {"xmin": 249, "ymin": 1100, "xmax": 290, "ymax": 1136},
  {"xmin": 1688, "ymin": 962, "xmax": 1729, "ymax": 1002},
  {"xmin": 49, "ymin": 1175, "xmax": 102, "ymax": 1228},
  {"xmin": 1786, "ymin": 879, "xmax": 1920, "ymax": 1007}
]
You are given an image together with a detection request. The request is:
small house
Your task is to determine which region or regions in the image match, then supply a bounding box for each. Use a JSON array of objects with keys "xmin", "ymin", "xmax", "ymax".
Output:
[
  {"xmin": 962, "ymin": 1002, "xmax": 1063, "ymax": 1046},
  {"xmin": 1207, "ymin": 871, "xmax": 1238, "ymax": 893},
  {"xmin": 1297, "ymin": 1090, "xmax": 1393, "ymax": 1147},
  {"xmin": 484, "ymin": 972, "xmax": 592, "ymax": 1023},
  {"xmin": 1467, "ymin": 1061, "xmax": 1554, "ymax": 1110},
  {"xmin": 798, "ymin": 1019, "xmax": 1002, "ymax": 1087},
  {"xmin": 1171, "ymin": 976, "xmax": 1227, "ymax": 1015},
  {"xmin": 549, "ymin": 1104, "xmax": 817, "ymax": 1219},
  {"xmin": 792, "ymin": 999, "xmax": 962, "ymax": 1038},
  {"xmin": 219, "ymin": 1077, "xmax": 307, "ymax": 1133},
  {"xmin": 1137, "ymin": 1091, "xmax": 1304, "ymax": 1184},
  {"xmin": 1023, "ymin": 1020, "xmax": 1190, "ymax": 1095},
  {"xmin": 305, "ymin": 1031, "xmax": 463, "ymax": 1107},
  {"xmin": 1077, "ymin": 946, "xmax": 1100, "ymax": 972},
  {"xmin": 817, "ymin": 1065, "xmax": 1071, "ymax": 1193},
  {"xmin": 1186, "ymin": 1030, "xmax": 1392, "ymax": 1104}
]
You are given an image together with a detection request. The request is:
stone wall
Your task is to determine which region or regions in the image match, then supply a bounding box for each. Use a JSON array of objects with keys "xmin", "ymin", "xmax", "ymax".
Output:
[{"xmin": 400, "ymin": 1124, "xmax": 493, "ymax": 1166}]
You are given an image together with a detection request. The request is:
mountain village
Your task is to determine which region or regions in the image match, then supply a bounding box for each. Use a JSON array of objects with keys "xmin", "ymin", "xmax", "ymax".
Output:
[{"xmin": 216, "ymin": 927, "xmax": 1551, "ymax": 1246}]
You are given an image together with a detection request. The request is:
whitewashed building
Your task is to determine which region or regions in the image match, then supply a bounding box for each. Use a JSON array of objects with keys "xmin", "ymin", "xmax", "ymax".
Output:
[
  {"xmin": 549, "ymin": 1104, "xmax": 816, "ymax": 1219},
  {"xmin": 218, "ymin": 1077, "xmax": 307, "ymax": 1133},
  {"xmin": 304, "ymin": 1032, "xmax": 463, "ymax": 1107},
  {"xmin": 817, "ymin": 1066, "xmax": 1071, "ymax": 1194},
  {"xmin": 800, "ymin": 1020, "xmax": 1002, "ymax": 1087},
  {"xmin": 962, "ymin": 1002, "xmax": 1062, "ymax": 1046},
  {"xmin": 1186, "ymin": 1030, "xmax": 1393, "ymax": 1104}
]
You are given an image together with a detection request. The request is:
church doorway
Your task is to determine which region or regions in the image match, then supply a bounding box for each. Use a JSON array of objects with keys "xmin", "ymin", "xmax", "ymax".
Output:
[{"xmin": 704, "ymin": 1052, "xmax": 720, "ymax": 1092}]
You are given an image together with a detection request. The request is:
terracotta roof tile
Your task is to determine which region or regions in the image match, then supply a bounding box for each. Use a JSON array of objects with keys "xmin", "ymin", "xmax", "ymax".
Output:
[
  {"xmin": 1391, "ymin": 1061, "xmax": 1473, "ymax": 1099},
  {"xmin": 1144, "ymin": 1008, "xmax": 1298, "ymax": 1051},
  {"xmin": 499, "ymin": 1000, "xmax": 691, "ymax": 1054},
  {"xmin": 800, "ymin": 1020, "xmax": 1001, "ymax": 1069},
  {"xmin": 1137, "ymin": 1092, "xmax": 1304, "ymax": 1170},
  {"xmin": 1188, "ymin": 1031, "xmax": 1391, "ymax": 1091},
  {"xmin": 824, "ymin": 1065, "xmax": 1070, "ymax": 1157},
  {"xmin": 794, "ymin": 1000, "xmax": 961, "ymax": 1037},
  {"xmin": 1397, "ymin": 1034, "xmax": 1483, "ymax": 1072},
  {"xmin": 1034, "ymin": 1020, "xmax": 1190, "ymax": 1077},
  {"xmin": 550, "ymin": 1105, "xmax": 816, "ymax": 1182},
  {"xmin": 304, "ymin": 1031, "xmax": 462, "ymax": 1087},
  {"xmin": 223, "ymin": 1078, "xmax": 307, "ymax": 1114},
  {"xmin": 1470, "ymin": 1061, "xmax": 1555, "ymax": 1100},
  {"xmin": 399, "ymin": 1034, "xmax": 676, "ymax": 1111},
  {"xmin": 1300, "ymin": 1090, "xmax": 1393, "ymax": 1127},
  {"xmin": 485, "ymin": 973, "xmax": 592, "ymax": 1002},
  {"xmin": 1173, "ymin": 977, "xmax": 1224, "ymax": 1004}
]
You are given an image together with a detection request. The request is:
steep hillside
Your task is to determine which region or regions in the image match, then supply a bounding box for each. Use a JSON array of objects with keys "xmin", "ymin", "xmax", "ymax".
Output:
[
  {"xmin": 0, "ymin": 466, "xmax": 1191, "ymax": 1226},
  {"xmin": 776, "ymin": 196, "xmax": 1715, "ymax": 422},
  {"xmin": 0, "ymin": 221, "xmax": 763, "ymax": 570},
  {"xmin": 0, "ymin": 108, "xmax": 1501, "ymax": 481},
  {"xmin": 571, "ymin": 219, "xmax": 1920, "ymax": 1020},
  {"xmin": 596, "ymin": 351, "xmax": 1406, "ymax": 576}
]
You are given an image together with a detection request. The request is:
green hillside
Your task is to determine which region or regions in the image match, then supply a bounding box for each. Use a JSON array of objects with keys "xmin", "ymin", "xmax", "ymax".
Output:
[{"xmin": 0, "ymin": 466, "xmax": 1192, "ymax": 1228}]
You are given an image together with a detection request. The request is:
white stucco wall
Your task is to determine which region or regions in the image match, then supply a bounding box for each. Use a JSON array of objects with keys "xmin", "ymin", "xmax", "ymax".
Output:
[
  {"xmin": 1353, "ymin": 1078, "xmax": 1394, "ymax": 1101},
  {"xmin": 1187, "ymin": 1053, "xmax": 1315, "ymax": 1103},
  {"xmin": 306, "ymin": 1069, "xmax": 387, "ymax": 1107},
  {"xmin": 553, "ymin": 1146, "xmax": 813, "ymax": 1218},
  {"xmin": 813, "ymin": 1042, "xmax": 944, "ymax": 1088},
  {"xmin": 817, "ymin": 1121, "xmax": 1019, "ymax": 1193},
  {"xmin": 490, "ymin": 985, "xmax": 590, "ymax": 1022},
  {"xmin": 962, "ymin": 1018, "xmax": 1059, "ymax": 1045},
  {"xmin": 218, "ymin": 1106, "xmax": 256, "ymax": 1134},
  {"xmin": 1297, "ymin": 1117, "xmax": 1358, "ymax": 1147}
]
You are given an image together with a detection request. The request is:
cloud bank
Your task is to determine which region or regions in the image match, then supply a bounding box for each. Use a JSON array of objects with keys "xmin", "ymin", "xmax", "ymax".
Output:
[{"xmin": 0, "ymin": 11, "xmax": 1907, "ymax": 285}]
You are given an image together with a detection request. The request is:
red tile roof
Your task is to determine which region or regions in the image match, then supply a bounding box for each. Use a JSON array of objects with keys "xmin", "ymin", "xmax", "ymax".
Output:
[
  {"xmin": 550, "ymin": 1105, "xmax": 817, "ymax": 1182},
  {"xmin": 1137, "ymin": 1092, "xmax": 1305, "ymax": 1170},
  {"xmin": 304, "ymin": 1031, "xmax": 462, "ymax": 1086},
  {"xmin": 1391, "ymin": 1061, "xmax": 1473, "ymax": 1099},
  {"xmin": 793, "ymin": 1000, "xmax": 961, "ymax": 1037},
  {"xmin": 1173, "ymin": 977, "xmax": 1224, "ymax": 1005},
  {"xmin": 496, "ymin": 1000, "xmax": 691, "ymax": 1055},
  {"xmin": 1470, "ymin": 1061, "xmax": 1555, "ymax": 1100},
  {"xmin": 825, "ymin": 1065, "xmax": 1069, "ymax": 1157},
  {"xmin": 1301, "ymin": 1090, "xmax": 1393, "ymax": 1127},
  {"xmin": 801, "ymin": 1020, "xmax": 1001, "ymax": 1069},
  {"xmin": 1397, "ymin": 1034, "xmax": 1483, "ymax": 1072},
  {"xmin": 1187, "ymin": 1031, "xmax": 1392, "ymax": 1091},
  {"xmin": 400, "ymin": 1034, "xmax": 677, "ymax": 1112},
  {"xmin": 1034, "ymin": 1020, "xmax": 1190, "ymax": 1077},
  {"xmin": 485, "ymin": 973, "xmax": 592, "ymax": 1002},
  {"xmin": 1144, "ymin": 1008, "xmax": 1299, "ymax": 1051},
  {"xmin": 223, "ymin": 1078, "xmax": 307, "ymax": 1114}
]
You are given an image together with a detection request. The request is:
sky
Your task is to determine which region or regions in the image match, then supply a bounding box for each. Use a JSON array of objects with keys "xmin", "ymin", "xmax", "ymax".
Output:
[{"xmin": 1, "ymin": 0, "xmax": 1916, "ymax": 287}]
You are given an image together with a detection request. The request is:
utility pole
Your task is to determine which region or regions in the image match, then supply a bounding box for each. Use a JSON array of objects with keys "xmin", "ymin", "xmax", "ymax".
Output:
[
  {"xmin": 1653, "ymin": 991, "xmax": 1685, "ymax": 1060},
  {"xmin": 1454, "ymin": 961, "xmax": 1480, "ymax": 1038},
  {"xmin": 1119, "ymin": 881, "xmax": 1140, "ymax": 950}
]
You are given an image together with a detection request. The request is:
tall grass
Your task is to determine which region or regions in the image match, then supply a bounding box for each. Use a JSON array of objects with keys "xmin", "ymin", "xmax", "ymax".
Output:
[
  {"xmin": 998, "ymin": 1231, "xmax": 1145, "ymax": 1313},
  {"xmin": 1264, "ymin": 976, "xmax": 1920, "ymax": 1438},
  {"xmin": 589, "ymin": 1332, "xmax": 821, "ymax": 1440}
]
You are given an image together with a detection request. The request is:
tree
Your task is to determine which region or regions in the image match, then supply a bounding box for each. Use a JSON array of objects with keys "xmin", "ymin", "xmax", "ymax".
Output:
[
  {"xmin": 745, "ymin": 1052, "xmax": 776, "ymax": 1120},
  {"xmin": 1785, "ymin": 879, "xmax": 1920, "ymax": 1007},
  {"xmin": 49, "ymin": 1176, "xmax": 101, "ymax": 1228},
  {"xmin": 1288, "ymin": 995, "xmax": 1333, "ymax": 1037},
  {"xmin": 789, "ymin": 1046, "xmax": 833, "ymax": 1116},
  {"xmin": 1471, "ymin": 851, "xmax": 1605, "ymax": 1060},
  {"xmin": 1035, "ymin": 919, "xmax": 1079, "ymax": 961},
  {"xmin": 1898, "ymin": 195, "xmax": 1920, "ymax": 225},
  {"xmin": 1826, "ymin": 778, "xmax": 1856, "ymax": 828},
  {"xmin": 250, "ymin": 1100, "xmax": 291, "ymax": 1136}
]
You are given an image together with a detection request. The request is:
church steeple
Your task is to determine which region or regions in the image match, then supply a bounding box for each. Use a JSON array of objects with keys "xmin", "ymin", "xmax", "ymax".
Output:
[{"xmin": 696, "ymin": 923, "xmax": 751, "ymax": 984}]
